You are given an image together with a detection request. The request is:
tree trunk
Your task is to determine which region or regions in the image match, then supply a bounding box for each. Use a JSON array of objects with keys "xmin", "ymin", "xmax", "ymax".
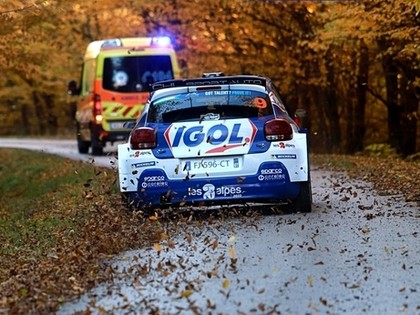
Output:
[
  {"xmin": 20, "ymin": 104, "xmax": 31, "ymax": 135},
  {"xmin": 399, "ymin": 70, "xmax": 419, "ymax": 156},
  {"xmin": 32, "ymin": 91, "xmax": 46, "ymax": 135},
  {"xmin": 325, "ymin": 49, "xmax": 341, "ymax": 153},
  {"xmin": 382, "ymin": 54, "xmax": 401, "ymax": 151},
  {"xmin": 353, "ymin": 39, "xmax": 369, "ymax": 152}
]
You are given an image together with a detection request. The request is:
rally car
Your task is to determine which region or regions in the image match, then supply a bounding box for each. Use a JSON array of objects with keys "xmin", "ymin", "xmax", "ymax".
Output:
[{"xmin": 117, "ymin": 73, "xmax": 312, "ymax": 213}]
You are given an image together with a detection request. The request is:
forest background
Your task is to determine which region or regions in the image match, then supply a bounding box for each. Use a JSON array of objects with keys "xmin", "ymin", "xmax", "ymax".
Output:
[{"xmin": 0, "ymin": 0, "xmax": 419, "ymax": 155}]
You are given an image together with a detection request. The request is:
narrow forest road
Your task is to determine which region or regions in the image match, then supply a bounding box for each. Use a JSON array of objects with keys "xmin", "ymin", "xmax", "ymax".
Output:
[
  {"xmin": 0, "ymin": 138, "xmax": 118, "ymax": 168},
  {"xmin": 56, "ymin": 170, "xmax": 419, "ymax": 315},
  {"xmin": 0, "ymin": 138, "xmax": 419, "ymax": 315}
]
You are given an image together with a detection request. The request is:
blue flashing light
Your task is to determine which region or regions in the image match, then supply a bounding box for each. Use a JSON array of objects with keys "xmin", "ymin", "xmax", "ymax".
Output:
[
  {"xmin": 101, "ymin": 38, "xmax": 122, "ymax": 48},
  {"xmin": 152, "ymin": 36, "xmax": 171, "ymax": 47}
]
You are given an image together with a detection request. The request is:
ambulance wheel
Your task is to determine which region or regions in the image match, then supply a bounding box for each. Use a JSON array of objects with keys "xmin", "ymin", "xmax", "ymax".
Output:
[
  {"xmin": 91, "ymin": 141, "xmax": 103, "ymax": 156},
  {"xmin": 90, "ymin": 127, "xmax": 103, "ymax": 156},
  {"xmin": 76, "ymin": 125, "xmax": 90, "ymax": 154},
  {"xmin": 77, "ymin": 138, "xmax": 90, "ymax": 154}
]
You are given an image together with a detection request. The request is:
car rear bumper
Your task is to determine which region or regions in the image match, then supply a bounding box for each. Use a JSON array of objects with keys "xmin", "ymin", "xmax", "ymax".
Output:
[{"xmin": 121, "ymin": 163, "xmax": 304, "ymax": 209}]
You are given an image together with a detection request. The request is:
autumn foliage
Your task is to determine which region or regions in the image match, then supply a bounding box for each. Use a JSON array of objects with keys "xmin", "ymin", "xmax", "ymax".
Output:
[{"xmin": 0, "ymin": 0, "xmax": 419, "ymax": 155}]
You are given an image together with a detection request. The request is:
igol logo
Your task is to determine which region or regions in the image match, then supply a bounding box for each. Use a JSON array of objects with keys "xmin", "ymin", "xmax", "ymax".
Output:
[
  {"xmin": 165, "ymin": 122, "xmax": 256, "ymax": 153},
  {"xmin": 170, "ymin": 124, "xmax": 244, "ymax": 147}
]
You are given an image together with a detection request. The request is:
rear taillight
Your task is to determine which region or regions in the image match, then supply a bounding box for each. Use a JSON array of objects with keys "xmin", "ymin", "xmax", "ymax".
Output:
[
  {"xmin": 130, "ymin": 127, "xmax": 157, "ymax": 149},
  {"xmin": 93, "ymin": 94, "xmax": 103, "ymax": 123},
  {"xmin": 265, "ymin": 119, "xmax": 293, "ymax": 141}
]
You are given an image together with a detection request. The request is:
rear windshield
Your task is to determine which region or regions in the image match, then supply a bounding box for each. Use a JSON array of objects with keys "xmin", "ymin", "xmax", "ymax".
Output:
[
  {"xmin": 103, "ymin": 55, "xmax": 174, "ymax": 93},
  {"xmin": 148, "ymin": 90, "xmax": 274, "ymax": 123}
]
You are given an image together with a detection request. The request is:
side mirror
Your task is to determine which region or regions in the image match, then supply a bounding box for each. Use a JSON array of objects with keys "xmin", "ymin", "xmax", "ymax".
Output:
[
  {"xmin": 294, "ymin": 108, "xmax": 308, "ymax": 129},
  {"xmin": 67, "ymin": 80, "xmax": 80, "ymax": 96}
]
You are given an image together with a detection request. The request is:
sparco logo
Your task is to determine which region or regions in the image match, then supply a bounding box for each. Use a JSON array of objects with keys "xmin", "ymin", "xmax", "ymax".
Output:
[{"xmin": 261, "ymin": 168, "xmax": 283, "ymax": 174}]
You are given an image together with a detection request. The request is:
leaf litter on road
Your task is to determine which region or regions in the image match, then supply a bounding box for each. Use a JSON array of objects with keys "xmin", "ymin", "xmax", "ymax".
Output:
[{"xmin": 1, "ymin": 153, "xmax": 419, "ymax": 314}]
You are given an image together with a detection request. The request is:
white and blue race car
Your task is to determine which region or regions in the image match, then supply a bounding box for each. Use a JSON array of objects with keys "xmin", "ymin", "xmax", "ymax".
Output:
[{"xmin": 117, "ymin": 74, "xmax": 312, "ymax": 213}]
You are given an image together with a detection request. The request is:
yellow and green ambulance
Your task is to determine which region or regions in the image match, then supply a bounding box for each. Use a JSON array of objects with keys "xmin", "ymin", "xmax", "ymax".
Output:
[{"xmin": 68, "ymin": 37, "xmax": 180, "ymax": 155}]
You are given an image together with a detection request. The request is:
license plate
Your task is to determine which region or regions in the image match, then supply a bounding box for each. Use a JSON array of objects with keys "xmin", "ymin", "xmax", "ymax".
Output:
[
  {"xmin": 110, "ymin": 122, "xmax": 126, "ymax": 129},
  {"xmin": 183, "ymin": 157, "xmax": 241, "ymax": 172}
]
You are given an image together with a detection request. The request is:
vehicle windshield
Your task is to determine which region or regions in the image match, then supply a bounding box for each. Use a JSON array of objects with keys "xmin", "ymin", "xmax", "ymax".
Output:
[
  {"xmin": 148, "ymin": 90, "xmax": 274, "ymax": 123},
  {"xmin": 102, "ymin": 55, "xmax": 174, "ymax": 93}
]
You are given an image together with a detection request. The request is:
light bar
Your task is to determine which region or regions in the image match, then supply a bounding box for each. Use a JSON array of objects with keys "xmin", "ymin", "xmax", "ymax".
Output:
[
  {"xmin": 101, "ymin": 38, "xmax": 122, "ymax": 48},
  {"xmin": 151, "ymin": 36, "xmax": 171, "ymax": 46}
]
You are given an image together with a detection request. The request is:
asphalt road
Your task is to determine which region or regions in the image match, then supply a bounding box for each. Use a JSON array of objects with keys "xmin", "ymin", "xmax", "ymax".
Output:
[
  {"xmin": 1, "ymin": 138, "xmax": 419, "ymax": 315},
  {"xmin": 0, "ymin": 138, "xmax": 119, "ymax": 168}
]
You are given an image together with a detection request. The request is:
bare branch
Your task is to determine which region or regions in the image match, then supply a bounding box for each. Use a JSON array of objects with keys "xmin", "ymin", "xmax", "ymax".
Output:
[
  {"xmin": 0, "ymin": 3, "xmax": 38, "ymax": 15},
  {"xmin": 366, "ymin": 85, "xmax": 389, "ymax": 108}
]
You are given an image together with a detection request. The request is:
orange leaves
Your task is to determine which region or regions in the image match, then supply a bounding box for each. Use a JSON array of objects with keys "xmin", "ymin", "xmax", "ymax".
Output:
[
  {"xmin": 222, "ymin": 278, "xmax": 230, "ymax": 289},
  {"xmin": 180, "ymin": 289, "xmax": 193, "ymax": 298},
  {"xmin": 211, "ymin": 239, "xmax": 219, "ymax": 251},
  {"xmin": 229, "ymin": 246, "xmax": 236, "ymax": 259},
  {"xmin": 153, "ymin": 243, "xmax": 162, "ymax": 253}
]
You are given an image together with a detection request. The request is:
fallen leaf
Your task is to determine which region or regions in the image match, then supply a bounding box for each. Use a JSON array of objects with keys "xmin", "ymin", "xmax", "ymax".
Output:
[
  {"xmin": 153, "ymin": 243, "xmax": 162, "ymax": 252},
  {"xmin": 168, "ymin": 239, "xmax": 175, "ymax": 249},
  {"xmin": 307, "ymin": 276, "xmax": 313, "ymax": 286},
  {"xmin": 180, "ymin": 290, "xmax": 193, "ymax": 298},
  {"xmin": 222, "ymin": 279, "xmax": 230, "ymax": 289},
  {"xmin": 228, "ymin": 235, "xmax": 236, "ymax": 243},
  {"xmin": 229, "ymin": 247, "xmax": 236, "ymax": 259},
  {"xmin": 361, "ymin": 227, "xmax": 370, "ymax": 234}
]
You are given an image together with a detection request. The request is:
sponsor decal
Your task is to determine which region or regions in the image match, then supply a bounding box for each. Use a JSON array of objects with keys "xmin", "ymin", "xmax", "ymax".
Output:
[
  {"xmin": 203, "ymin": 183, "xmax": 216, "ymax": 199},
  {"xmin": 272, "ymin": 154, "xmax": 297, "ymax": 159},
  {"xmin": 261, "ymin": 168, "xmax": 283, "ymax": 174},
  {"xmin": 141, "ymin": 175, "xmax": 168, "ymax": 188},
  {"xmin": 258, "ymin": 174, "xmax": 286, "ymax": 181},
  {"xmin": 274, "ymin": 142, "xmax": 296, "ymax": 149},
  {"xmin": 258, "ymin": 168, "xmax": 286, "ymax": 181},
  {"xmin": 187, "ymin": 183, "xmax": 243, "ymax": 199},
  {"xmin": 204, "ymin": 90, "xmax": 253, "ymax": 96},
  {"xmin": 131, "ymin": 151, "xmax": 152, "ymax": 158},
  {"xmin": 132, "ymin": 161, "xmax": 156, "ymax": 168},
  {"xmin": 164, "ymin": 120, "xmax": 257, "ymax": 154}
]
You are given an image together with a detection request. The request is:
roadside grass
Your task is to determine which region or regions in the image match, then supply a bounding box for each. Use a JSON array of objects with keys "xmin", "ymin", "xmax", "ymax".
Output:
[
  {"xmin": 311, "ymin": 153, "xmax": 420, "ymax": 202},
  {"xmin": 0, "ymin": 148, "xmax": 162, "ymax": 314},
  {"xmin": 0, "ymin": 149, "xmax": 103, "ymax": 256}
]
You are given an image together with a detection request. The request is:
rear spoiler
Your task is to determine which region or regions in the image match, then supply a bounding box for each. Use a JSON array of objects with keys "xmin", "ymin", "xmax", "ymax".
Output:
[{"xmin": 152, "ymin": 75, "xmax": 266, "ymax": 91}]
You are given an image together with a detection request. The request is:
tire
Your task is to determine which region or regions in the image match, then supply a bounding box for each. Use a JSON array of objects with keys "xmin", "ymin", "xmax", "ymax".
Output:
[
  {"xmin": 90, "ymin": 126, "xmax": 104, "ymax": 156},
  {"xmin": 76, "ymin": 124, "xmax": 90, "ymax": 154},
  {"xmin": 77, "ymin": 138, "xmax": 90, "ymax": 154},
  {"xmin": 289, "ymin": 180, "xmax": 312, "ymax": 213}
]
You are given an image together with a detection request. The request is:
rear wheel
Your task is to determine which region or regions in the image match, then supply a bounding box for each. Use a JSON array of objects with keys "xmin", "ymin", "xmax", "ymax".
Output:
[
  {"xmin": 76, "ymin": 124, "xmax": 90, "ymax": 154},
  {"xmin": 91, "ymin": 125, "xmax": 104, "ymax": 156},
  {"xmin": 289, "ymin": 180, "xmax": 312, "ymax": 213}
]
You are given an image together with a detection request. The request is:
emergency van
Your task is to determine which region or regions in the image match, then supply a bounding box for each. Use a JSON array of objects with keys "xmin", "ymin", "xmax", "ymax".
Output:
[{"xmin": 68, "ymin": 37, "xmax": 180, "ymax": 155}]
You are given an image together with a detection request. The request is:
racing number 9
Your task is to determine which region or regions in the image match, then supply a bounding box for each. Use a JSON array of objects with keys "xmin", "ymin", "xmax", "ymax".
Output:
[{"xmin": 253, "ymin": 97, "xmax": 267, "ymax": 108}]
